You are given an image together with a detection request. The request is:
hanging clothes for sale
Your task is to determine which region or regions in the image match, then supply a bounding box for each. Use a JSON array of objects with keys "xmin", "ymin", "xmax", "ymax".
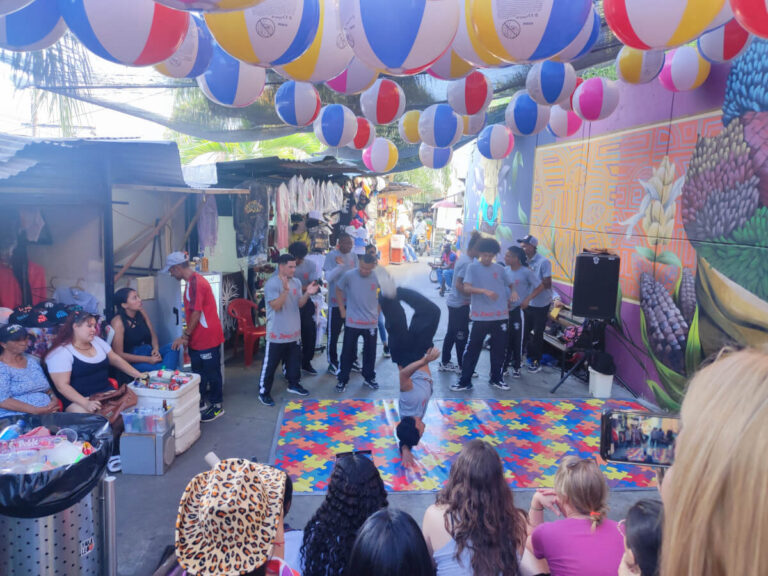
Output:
[
  {"xmin": 276, "ymin": 183, "xmax": 291, "ymax": 250},
  {"xmin": 233, "ymin": 182, "xmax": 270, "ymax": 263},
  {"xmin": 197, "ymin": 194, "xmax": 219, "ymax": 252}
]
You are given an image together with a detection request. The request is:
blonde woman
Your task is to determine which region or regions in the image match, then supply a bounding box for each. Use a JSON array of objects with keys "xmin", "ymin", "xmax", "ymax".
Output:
[
  {"xmin": 526, "ymin": 456, "xmax": 624, "ymax": 576},
  {"xmin": 661, "ymin": 347, "xmax": 768, "ymax": 576}
]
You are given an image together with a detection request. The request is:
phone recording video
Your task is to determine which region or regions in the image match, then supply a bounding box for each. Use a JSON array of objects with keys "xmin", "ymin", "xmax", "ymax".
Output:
[{"xmin": 600, "ymin": 409, "xmax": 681, "ymax": 468}]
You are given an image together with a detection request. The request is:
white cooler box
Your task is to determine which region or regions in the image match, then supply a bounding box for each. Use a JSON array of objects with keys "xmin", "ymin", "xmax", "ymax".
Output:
[{"xmin": 129, "ymin": 373, "xmax": 202, "ymax": 455}]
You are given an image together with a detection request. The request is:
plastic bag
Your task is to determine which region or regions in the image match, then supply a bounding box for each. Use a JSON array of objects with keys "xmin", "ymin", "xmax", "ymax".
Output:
[{"xmin": 0, "ymin": 413, "xmax": 112, "ymax": 519}]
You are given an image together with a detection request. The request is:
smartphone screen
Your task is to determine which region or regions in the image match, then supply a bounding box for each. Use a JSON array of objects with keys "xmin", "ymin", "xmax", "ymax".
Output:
[{"xmin": 600, "ymin": 409, "xmax": 681, "ymax": 468}]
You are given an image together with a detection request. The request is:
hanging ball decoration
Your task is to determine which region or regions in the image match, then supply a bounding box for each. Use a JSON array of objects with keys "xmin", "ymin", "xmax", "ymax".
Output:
[
  {"xmin": 275, "ymin": 0, "xmax": 353, "ymax": 84},
  {"xmin": 572, "ymin": 77, "xmax": 620, "ymax": 122},
  {"xmin": 0, "ymin": 0, "xmax": 66, "ymax": 52},
  {"xmin": 154, "ymin": 0, "xmax": 264, "ymax": 12},
  {"xmin": 339, "ymin": 0, "xmax": 460, "ymax": 76},
  {"xmin": 447, "ymin": 70, "xmax": 493, "ymax": 116},
  {"xmin": 731, "ymin": 0, "xmax": 768, "ymax": 39},
  {"xmin": 526, "ymin": 61, "xmax": 577, "ymax": 106},
  {"xmin": 427, "ymin": 47, "xmax": 474, "ymax": 80},
  {"xmin": 313, "ymin": 104, "xmax": 358, "ymax": 147},
  {"xmin": 659, "ymin": 46, "xmax": 711, "ymax": 92},
  {"xmin": 418, "ymin": 104, "xmax": 463, "ymax": 149},
  {"xmin": 419, "ymin": 143, "xmax": 453, "ymax": 170},
  {"xmin": 706, "ymin": 2, "xmax": 733, "ymax": 32},
  {"xmin": 462, "ymin": 112, "xmax": 487, "ymax": 136},
  {"xmin": 0, "ymin": 1, "xmax": 33, "ymax": 16},
  {"xmin": 470, "ymin": 0, "xmax": 592, "ymax": 64},
  {"xmin": 325, "ymin": 56, "xmax": 379, "ymax": 95},
  {"xmin": 155, "ymin": 15, "xmax": 213, "ymax": 78},
  {"xmin": 274, "ymin": 81, "xmax": 321, "ymax": 127},
  {"xmin": 360, "ymin": 79, "xmax": 406, "ymax": 125},
  {"xmin": 615, "ymin": 46, "xmax": 665, "ymax": 84},
  {"xmin": 197, "ymin": 44, "xmax": 266, "ymax": 107},
  {"xmin": 453, "ymin": 0, "xmax": 505, "ymax": 67},
  {"xmin": 547, "ymin": 105, "xmax": 582, "ymax": 138},
  {"xmin": 477, "ymin": 124, "xmax": 514, "ymax": 160},
  {"xmin": 398, "ymin": 110, "xmax": 422, "ymax": 144},
  {"xmin": 560, "ymin": 77, "xmax": 583, "ymax": 111},
  {"xmin": 553, "ymin": 3, "xmax": 600, "ymax": 62},
  {"xmin": 604, "ymin": 0, "xmax": 726, "ymax": 50},
  {"xmin": 505, "ymin": 91, "xmax": 551, "ymax": 136},
  {"xmin": 697, "ymin": 20, "xmax": 752, "ymax": 63},
  {"xmin": 362, "ymin": 137, "xmax": 399, "ymax": 173},
  {"xmin": 205, "ymin": 0, "xmax": 320, "ymax": 67},
  {"xmin": 349, "ymin": 117, "xmax": 376, "ymax": 150},
  {"xmin": 59, "ymin": 0, "xmax": 189, "ymax": 66}
]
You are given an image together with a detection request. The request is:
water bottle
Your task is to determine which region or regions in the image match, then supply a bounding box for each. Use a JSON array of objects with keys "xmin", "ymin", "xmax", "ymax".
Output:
[{"xmin": 0, "ymin": 420, "xmax": 27, "ymax": 441}]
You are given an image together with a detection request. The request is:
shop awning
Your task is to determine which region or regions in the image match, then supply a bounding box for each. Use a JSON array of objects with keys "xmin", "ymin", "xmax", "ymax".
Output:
[{"xmin": 214, "ymin": 155, "xmax": 363, "ymax": 188}]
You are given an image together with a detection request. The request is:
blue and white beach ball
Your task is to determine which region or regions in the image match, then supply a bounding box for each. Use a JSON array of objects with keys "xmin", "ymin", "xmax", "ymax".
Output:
[
  {"xmin": 313, "ymin": 104, "xmax": 357, "ymax": 147},
  {"xmin": 505, "ymin": 91, "xmax": 551, "ymax": 136},
  {"xmin": 418, "ymin": 104, "xmax": 463, "ymax": 149},
  {"xmin": 155, "ymin": 0, "xmax": 264, "ymax": 12},
  {"xmin": 419, "ymin": 143, "xmax": 453, "ymax": 170},
  {"xmin": 0, "ymin": 0, "xmax": 66, "ymax": 52},
  {"xmin": 0, "ymin": 0, "xmax": 33, "ymax": 16},
  {"xmin": 526, "ymin": 61, "xmax": 577, "ymax": 106},
  {"xmin": 339, "ymin": 0, "xmax": 460, "ymax": 75},
  {"xmin": 462, "ymin": 112, "xmax": 487, "ymax": 136},
  {"xmin": 205, "ymin": 0, "xmax": 320, "ymax": 67},
  {"xmin": 275, "ymin": 81, "xmax": 321, "ymax": 127},
  {"xmin": 477, "ymin": 124, "xmax": 514, "ymax": 160},
  {"xmin": 553, "ymin": 3, "xmax": 600, "ymax": 62},
  {"xmin": 197, "ymin": 44, "xmax": 266, "ymax": 107},
  {"xmin": 360, "ymin": 79, "xmax": 406, "ymax": 126},
  {"xmin": 59, "ymin": 0, "xmax": 189, "ymax": 66},
  {"xmin": 155, "ymin": 15, "xmax": 213, "ymax": 78}
]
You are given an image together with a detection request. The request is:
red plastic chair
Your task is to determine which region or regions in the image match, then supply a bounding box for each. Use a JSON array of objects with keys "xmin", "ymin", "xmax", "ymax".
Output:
[{"xmin": 227, "ymin": 298, "xmax": 267, "ymax": 367}]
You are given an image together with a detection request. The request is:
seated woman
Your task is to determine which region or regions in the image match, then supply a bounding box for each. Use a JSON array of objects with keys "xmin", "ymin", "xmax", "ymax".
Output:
[
  {"xmin": 111, "ymin": 287, "xmax": 178, "ymax": 372},
  {"xmin": 436, "ymin": 242, "xmax": 457, "ymax": 295},
  {"xmin": 0, "ymin": 324, "xmax": 60, "ymax": 417},
  {"xmin": 422, "ymin": 439, "xmax": 534, "ymax": 576},
  {"xmin": 527, "ymin": 456, "xmax": 624, "ymax": 576}
]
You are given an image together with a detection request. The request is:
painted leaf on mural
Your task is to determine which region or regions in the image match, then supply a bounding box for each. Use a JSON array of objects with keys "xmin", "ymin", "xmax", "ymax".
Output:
[
  {"xmin": 517, "ymin": 202, "xmax": 528, "ymax": 225},
  {"xmin": 496, "ymin": 225, "xmax": 514, "ymax": 242},
  {"xmin": 656, "ymin": 250, "xmax": 682, "ymax": 269},
  {"xmin": 614, "ymin": 283, "xmax": 623, "ymax": 331},
  {"xmin": 635, "ymin": 245, "xmax": 656, "ymax": 263},
  {"xmin": 647, "ymin": 380, "xmax": 681, "ymax": 413},
  {"xmin": 684, "ymin": 307, "xmax": 704, "ymax": 376}
]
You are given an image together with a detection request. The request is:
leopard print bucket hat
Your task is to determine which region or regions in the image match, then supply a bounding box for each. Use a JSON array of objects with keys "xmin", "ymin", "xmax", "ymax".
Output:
[{"xmin": 175, "ymin": 459, "xmax": 287, "ymax": 575}]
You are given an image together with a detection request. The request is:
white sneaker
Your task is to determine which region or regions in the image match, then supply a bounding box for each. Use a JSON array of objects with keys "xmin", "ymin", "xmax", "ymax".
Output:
[
  {"xmin": 374, "ymin": 266, "xmax": 397, "ymax": 299},
  {"xmin": 438, "ymin": 362, "xmax": 459, "ymax": 372}
]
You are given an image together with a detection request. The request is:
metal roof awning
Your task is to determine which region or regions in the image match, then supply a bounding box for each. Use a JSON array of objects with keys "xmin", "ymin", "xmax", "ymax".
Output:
[{"xmin": 214, "ymin": 155, "xmax": 363, "ymax": 188}]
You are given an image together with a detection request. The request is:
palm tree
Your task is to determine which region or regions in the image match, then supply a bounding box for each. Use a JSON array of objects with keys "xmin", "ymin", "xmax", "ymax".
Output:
[{"xmin": 173, "ymin": 132, "xmax": 326, "ymax": 165}]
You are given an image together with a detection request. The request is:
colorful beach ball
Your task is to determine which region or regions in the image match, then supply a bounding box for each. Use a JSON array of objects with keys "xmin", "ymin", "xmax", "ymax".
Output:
[
  {"xmin": 0, "ymin": 0, "xmax": 66, "ymax": 52},
  {"xmin": 419, "ymin": 143, "xmax": 453, "ymax": 170},
  {"xmin": 462, "ymin": 112, "xmax": 486, "ymax": 136},
  {"xmin": 706, "ymin": 2, "xmax": 733, "ymax": 31},
  {"xmin": 447, "ymin": 71, "xmax": 493, "ymax": 117},
  {"xmin": 453, "ymin": 0, "xmax": 505, "ymax": 68},
  {"xmin": 59, "ymin": 0, "xmax": 189, "ymax": 66},
  {"xmin": 418, "ymin": 104, "xmax": 463, "ymax": 149},
  {"xmin": 547, "ymin": 105, "xmax": 582, "ymax": 138},
  {"xmin": 360, "ymin": 79, "xmax": 406, "ymax": 126},
  {"xmin": 0, "ymin": 0, "xmax": 33, "ymax": 16},
  {"xmin": 197, "ymin": 44, "xmax": 266, "ymax": 107},
  {"xmin": 325, "ymin": 56, "xmax": 379, "ymax": 95},
  {"xmin": 731, "ymin": 0, "xmax": 768, "ymax": 39},
  {"xmin": 155, "ymin": 0, "xmax": 264, "ymax": 11},
  {"xmin": 205, "ymin": 0, "xmax": 320, "ymax": 67},
  {"xmin": 560, "ymin": 77, "xmax": 583, "ymax": 111},
  {"xmin": 276, "ymin": 0, "xmax": 353, "ymax": 83},
  {"xmin": 505, "ymin": 91, "xmax": 550, "ymax": 136},
  {"xmin": 398, "ymin": 110, "xmax": 421, "ymax": 144},
  {"xmin": 155, "ymin": 15, "xmax": 213, "ymax": 78},
  {"xmin": 427, "ymin": 48, "xmax": 474, "ymax": 81},
  {"xmin": 659, "ymin": 46, "xmax": 711, "ymax": 92},
  {"xmin": 615, "ymin": 47, "xmax": 665, "ymax": 85},
  {"xmin": 526, "ymin": 61, "xmax": 577, "ymax": 106},
  {"xmin": 349, "ymin": 117, "xmax": 376, "ymax": 150},
  {"xmin": 477, "ymin": 124, "xmax": 514, "ymax": 160},
  {"xmin": 362, "ymin": 137, "xmax": 398, "ymax": 173},
  {"xmin": 572, "ymin": 78, "xmax": 620, "ymax": 122},
  {"xmin": 697, "ymin": 20, "xmax": 752, "ymax": 63},
  {"xmin": 604, "ymin": 0, "xmax": 726, "ymax": 50},
  {"xmin": 313, "ymin": 104, "xmax": 357, "ymax": 147},
  {"xmin": 470, "ymin": 0, "xmax": 592, "ymax": 63},
  {"xmin": 553, "ymin": 3, "xmax": 600, "ymax": 62},
  {"xmin": 339, "ymin": 0, "xmax": 460, "ymax": 75},
  {"xmin": 274, "ymin": 81, "xmax": 321, "ymax": 127}
]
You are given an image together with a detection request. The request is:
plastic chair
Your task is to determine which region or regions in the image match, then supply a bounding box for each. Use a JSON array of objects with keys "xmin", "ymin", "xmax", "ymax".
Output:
[{"xmin": 227, "ymin": 299, "xmax": 267, "ymax": 367}]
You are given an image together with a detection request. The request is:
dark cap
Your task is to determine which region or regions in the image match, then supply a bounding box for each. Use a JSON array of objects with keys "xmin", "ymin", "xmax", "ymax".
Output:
[
  {"xmin": 0, "ymin": 324, "xmax": 28, "ymax": 343},
  {"xmin": 517, "ymin": 234, "xmax": 538, "ymax": 247}
]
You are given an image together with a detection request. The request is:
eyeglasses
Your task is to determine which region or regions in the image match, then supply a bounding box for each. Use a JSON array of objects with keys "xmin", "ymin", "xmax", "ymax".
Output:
[{"xmin": 335, "ymin": 449, "xmax": 372, "ymax": 460}]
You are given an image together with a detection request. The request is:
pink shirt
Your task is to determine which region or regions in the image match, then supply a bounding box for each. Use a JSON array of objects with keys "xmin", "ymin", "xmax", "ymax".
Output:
[{"xmin": 531, "ymin": 518, "xmax": 624, "ymax": 576}]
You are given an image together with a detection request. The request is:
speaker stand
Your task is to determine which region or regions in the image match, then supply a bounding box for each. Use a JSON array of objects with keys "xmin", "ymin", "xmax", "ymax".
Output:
[
  {"xmin": 549, "ymin": 354, "xmax": 588, "ymax": 394},
  {"xmin": 549, "ymin": 319, "xmax": 607, "ymax": 395}
]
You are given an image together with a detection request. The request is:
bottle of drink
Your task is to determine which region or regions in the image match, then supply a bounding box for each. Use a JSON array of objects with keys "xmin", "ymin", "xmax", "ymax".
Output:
[{"xmin": 0, "ymin": 420, "xmax": 27, "ymax": 441}]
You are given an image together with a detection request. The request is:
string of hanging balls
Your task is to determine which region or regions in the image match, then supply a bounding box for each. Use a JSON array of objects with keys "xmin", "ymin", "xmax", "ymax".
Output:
[{"xmin": 0, "ymin": 0, "xmax": 763, "ymax": 171}]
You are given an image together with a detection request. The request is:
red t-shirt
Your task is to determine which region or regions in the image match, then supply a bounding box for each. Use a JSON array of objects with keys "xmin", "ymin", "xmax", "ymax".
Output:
[
  {"xmin": 183, "ymin": 273, "xmax": 224, "ymax": 351},
  {"xmin": 0, "ymin": 261, "xmax": 47, "ymax": 309}
]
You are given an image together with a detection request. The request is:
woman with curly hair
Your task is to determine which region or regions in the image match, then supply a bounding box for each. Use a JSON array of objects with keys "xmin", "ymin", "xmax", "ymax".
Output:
[
  {"xmin": 421, "ymin": 439, "xmax": 531, "ymax": 575},
  {"xmin": 300, "ymin": 452, "xmax": 388, "ymax": 576}
]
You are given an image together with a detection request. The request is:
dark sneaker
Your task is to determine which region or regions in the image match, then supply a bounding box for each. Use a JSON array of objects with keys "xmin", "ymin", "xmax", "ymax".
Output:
[
  {"xmin": 512, "ymin": 368, "xmax": 522, "ymax": 378},
  {"xmin": 491, "ymin": 380, "xmax": 510, "ymax": 391},
  {"xmin": 383, "ymin": 345, "xmax": 391, "ymax": 358},
  {"xmin": 259, "ymin": 393, "xmax": 275, "ymax": 407},
  {"xmin": 502, "ymin": 368, "xmax": 510, "ymax": 378},
  {"xmin": 335, "ymin": 381, "xmax": 347, "ymax": 393},
  {"xmin": 364, "ymin": 379, "xmax": 379, "ymax": 390},
  {"xmin": 302, "ymin": 365, "xmax": 319, "ymax": 375},
  {"xmin": 201, "ymin": 404, "xmax": 225, "ymax": 422},
  {"xmin": 351, "ymin": 361, "xmax": 362, "ymax": 373},
  {"xmin": 287, "ymin": 384, "xmax": 310, "ymax": 396},
  {"xmin": 527, "ymin": 361, "xmax": 542, "ymax": 373},
  {"xmin": 450, "ymin": 381, "xmax": 473, "ymax": 391},
  {"xmin": 327, "ymin": 363, "xmax": 339, "ymax": 376}
]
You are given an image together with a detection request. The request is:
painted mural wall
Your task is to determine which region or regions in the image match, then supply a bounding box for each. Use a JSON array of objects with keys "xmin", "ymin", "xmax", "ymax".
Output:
[{"xmin": 463, "ymin": 40, "xmax": 768, "ymax": 410}]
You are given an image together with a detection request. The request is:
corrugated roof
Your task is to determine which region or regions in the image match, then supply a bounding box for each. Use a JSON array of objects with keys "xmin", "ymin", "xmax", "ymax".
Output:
[{"xmin": 214, "ymin": 155, "xmax": 362, "ymax": 187}]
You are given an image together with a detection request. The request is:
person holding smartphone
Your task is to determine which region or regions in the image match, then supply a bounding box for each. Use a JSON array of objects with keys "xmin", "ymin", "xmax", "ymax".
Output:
[{"xmin": 288, "ymin": 241, "xmax": 320, "ymax": 375}]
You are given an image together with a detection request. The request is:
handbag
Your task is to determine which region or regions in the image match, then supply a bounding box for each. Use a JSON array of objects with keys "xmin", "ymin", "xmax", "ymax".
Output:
[{"xmin": 90, "ymin": 384, "xmax": 138, "ymax": 431}]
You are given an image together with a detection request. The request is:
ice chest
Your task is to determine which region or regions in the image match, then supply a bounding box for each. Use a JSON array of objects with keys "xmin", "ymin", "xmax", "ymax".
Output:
[{"xmin": 121, "ymin": 428, "xmax": 175, "ymax": 476}]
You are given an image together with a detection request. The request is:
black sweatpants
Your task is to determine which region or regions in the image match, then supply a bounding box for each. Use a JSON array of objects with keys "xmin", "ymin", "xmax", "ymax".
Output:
[
  {"xmin": 380, "ymin": 288, "xmax": 441, "ymax": 368},
  {"xmin": 524, "ymin": 305, "xmax": 550, "ymax": 363},
  {"xmin": 300, "ymin": 299, "xmax": 317, "ymax": 368},
  {"xmin": 326, "ymin": 306, "xmax": 344, "ymax": 368},
  {"xmin": 259, "ymin": 340, "xmax": 301, "ymax": 396},
  {"xmin": 504, "ymin": 307, "xmax": 525, "ymax": 371},
  {"xmin": 441, "ymin": 304, "xmax": 470, "ymax": 367},
  {"xmin": 189, "ymin": 345, "xmax": 223, "ymax": 405},
  {"xmin": 458, "ymin": 319, "xmax": 508, "ymax": 385},
  {"xmin": 338, "ymin": 326, "xmax": 377, "ymax": 383}
]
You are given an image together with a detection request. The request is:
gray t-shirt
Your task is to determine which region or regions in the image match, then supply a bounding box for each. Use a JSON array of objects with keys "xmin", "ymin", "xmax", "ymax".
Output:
[
  {"xmin": 506, "ymin": 266, "xmax": 540, "ymax": 309},
  {"xmin": 294, "ymin": 259, "xmax": 319, "ymax": 288},
  {"xmin": 446, "ymin": 253, "xmax": 473, "ymax": 308},
  {"xmin": 323, "ymin": 249, "xmax": 357, "ymax": 307},
  {"xmin": 528, "ymin": 252, "xmax": 553, "ymax": 308},
  {"xmin": 337, "ymin": 269, "xmax": 380, "ymax": 328},
  {"xmin": 264, "ymin": 275, "xmax": 302, "ymax": 343},
  {"xmin": 399, "ymin": 369, "xmax": 433, "ymax": 419},
  {"xmin": 464, "ymin": 261, "xmax": 513, "ymax": 321}
]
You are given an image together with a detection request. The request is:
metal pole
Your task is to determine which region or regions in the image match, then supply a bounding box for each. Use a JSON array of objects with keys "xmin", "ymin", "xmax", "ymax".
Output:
[{"xmin": 102, "ymin": 475, "xmax": 118, "ymax": 576}]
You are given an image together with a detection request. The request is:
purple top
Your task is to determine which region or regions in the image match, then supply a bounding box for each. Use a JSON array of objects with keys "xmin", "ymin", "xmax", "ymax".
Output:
[{"xmin": 531, "ymin": 518, "xmax": 624, "ymax": 576}]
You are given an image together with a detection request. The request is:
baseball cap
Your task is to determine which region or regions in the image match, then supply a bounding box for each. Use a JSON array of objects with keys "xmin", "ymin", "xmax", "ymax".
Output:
[
  {"xmin": 162, "ymin": 251, "xmax": 188, "ymax": 273},
  {"xmin": 0, "ymin": 324, "xmax": 28, "ymax": 343},
  {"xmin": 517, "ymin": 234, "xmax": 538, "ymax": 247}
]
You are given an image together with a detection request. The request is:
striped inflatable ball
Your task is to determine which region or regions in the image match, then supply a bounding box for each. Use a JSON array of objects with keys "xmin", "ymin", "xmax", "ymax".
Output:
[
  {"xmin": 155, "ymin": 15, "xmax": 213, "ymax": 78},
  {"xmin": 427, "ymin": 48, "xmax": 474, "ymax": 81},
  {"xmin": 477, "ymin": 124, "xmax": 514, "ymax": 160},
  {"xmin": 447, "ymin": 70, "xmax": 493, "ymax": 116},
  {"xmin": 505, "ymin": 91, "xmax": 550, "ymax": 136},
  {"xmin": 697, "ymin": 20, "xmax": 752, "ymax": 63},
  {"xmin": 731, "ymin": 0, "xmax": 768, "ymax": 39},
  {"xmin": 572, "ymin": 77, "xmax": 620, "ymax": 122},
  {"xmin": 313, "ymin": 104, "xmax": 357, "ymax": 147},
  {"xmin": 325, "ymin": 56, "xmax": 379, "ymax": 95},
  {"xmin": 418, "ymin": 104, "xmax": 463, "ymax": 149},
  {"xmin": 526, "ymin": 61, "xmax": 577, "ymax": 106},
  {"xmin": 452, "ymin": 0, "xmax": 504, "ymax": 68},
  {"xmin": 362, "ymin": 138, "xmax": 398, "ymax": 173},
  {"xmin": 0, "ymin": 0, "xmax": 66, "ymax": 52},
  {"xmin": 419, "ymin": 144, "xmax": 453, "ymax": 170},
  {"xmin": 197, "ymin": 44, "xmax": 266, "ymax": 107},
  {"xmin": 360, "ymin": 79, "xmax": 406, "ymax": 126},
  {"xmin": 398, "ymin": 110, "xmax": 421, "ymax": 145},
  {"xmin": 154, "ymin": 0, "xmax": 264, "ymax": 11},
  {"xmin": 462, "ymin": 112, "xmax": 487, "ymax": 136},
  {"xmin": 553, "ymin": 3, "xmax": 600, "ymax": 62},
  {"xmin": 659, "ymin": 46, "xmax": 711, "ymax": 92},
  {"xmin": 615, "ymin": 46, "xmax": 665, "ymax": 85},
  {"xmin": 349, "ymin": 118, "xmax": 376, "ymax": 150},
  {"xmin": 274, "ymin": 81, "xmax": 321, "ymax": 127},
  {"xmin": 547, "ymin": 105, "xmax": 582, "ymax": 138},
  {"xmin": 0, "ymin": 0, "xmax": 33, "ymax": 16}
]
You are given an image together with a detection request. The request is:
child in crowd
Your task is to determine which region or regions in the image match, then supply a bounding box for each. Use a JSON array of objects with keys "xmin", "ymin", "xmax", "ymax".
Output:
[
  {"xmin": 503, "ymin": 246, "xmax": 541, "ymax": 379},
  {"xmin": 619, "ymin": 499, "xmax": 663, "ymax": 576}
]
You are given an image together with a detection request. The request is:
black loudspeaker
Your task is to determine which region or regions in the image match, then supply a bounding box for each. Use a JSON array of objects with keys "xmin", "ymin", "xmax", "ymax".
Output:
[{"xmin": 572, "ymin": 252, "xmax": 621, "ymax": 319}]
